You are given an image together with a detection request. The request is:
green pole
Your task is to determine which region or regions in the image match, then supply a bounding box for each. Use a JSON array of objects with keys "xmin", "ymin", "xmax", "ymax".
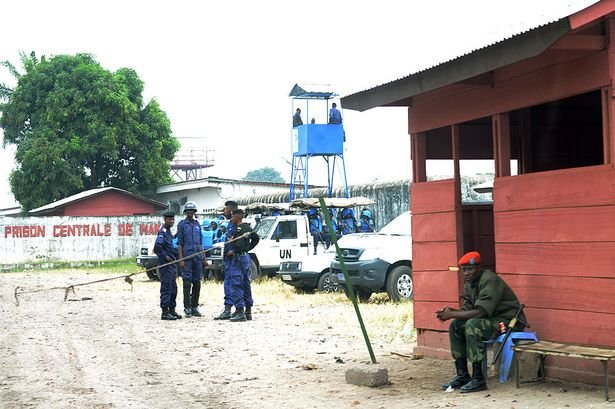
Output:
[{"xmin": 319, "ymin": 197, "xmax": 377, "ymax": 364}]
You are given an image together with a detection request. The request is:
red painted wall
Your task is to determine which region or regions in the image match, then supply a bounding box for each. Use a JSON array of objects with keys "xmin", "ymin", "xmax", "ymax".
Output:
[
  {"xmin": 494, "ymin": 165, "xmax": 615, "ymax": 349},
  {"xmin": 60, "ymin": 191, "xmax": 157, "ymax": 216},
  {"xmin": 411, "ymin": 179, "xmax": 461, "ymax": 358}
]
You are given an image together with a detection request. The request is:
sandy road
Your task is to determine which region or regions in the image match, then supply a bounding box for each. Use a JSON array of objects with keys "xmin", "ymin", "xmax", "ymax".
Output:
[{"xmin": 0, "ymin": 271, "xmax": 611, "ymax": 409}]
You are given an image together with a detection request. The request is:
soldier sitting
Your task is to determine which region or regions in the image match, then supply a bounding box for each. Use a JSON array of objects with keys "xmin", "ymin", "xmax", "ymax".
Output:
[{"xmin": 436, "ymin": 251, "xmax": 527, "ymax": 393}]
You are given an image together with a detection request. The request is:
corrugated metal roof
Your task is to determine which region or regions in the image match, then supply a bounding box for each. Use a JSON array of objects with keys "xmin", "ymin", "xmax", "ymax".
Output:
[
  {"xmin": 29, "ymin": 187, "xmax": 166, "ymax": 215},
  {"xmin": 341, "ymin": 17, "xmax": 571, "ymax": 111},
  {"xmin": 289, "ymin": 83, "xmax": 338, "ymax": 100},
  {"xmin": 235, "ymin": 179, "xmax": 411, "ymax": 205}
]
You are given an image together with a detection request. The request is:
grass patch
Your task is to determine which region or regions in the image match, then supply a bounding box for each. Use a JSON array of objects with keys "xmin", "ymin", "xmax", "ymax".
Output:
[
  {"xmin": 1, "ymin": 258, "xmax": 141, "ymax": 274},
  {"xmin": 229, "ymin": 278, "xmax": 416, "ymax": 345}
]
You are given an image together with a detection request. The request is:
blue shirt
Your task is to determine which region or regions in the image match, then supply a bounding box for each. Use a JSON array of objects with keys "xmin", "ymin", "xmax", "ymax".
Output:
[
  {"xmin": 201, "ymin": 228, "xmax": 214, "ymax": 249},
  {"xmin": 154, "ymin": 225, "xmax": 178, "ymax": 263},
  {"xmin": 341, "ymin": 218, "xmax": 356, "ymax": 235},
  {"xmin": 177, "ymin": 218, "xmax": 203, "ymax": 256},
  {"xmin": 329, "ymin": 107, "xmax": 342, "ymax": 124},
  {"xmin": 309, "ymin": 217, "xmax": 322, "ymax": 234},
  {"xmin": 223, "ymin": 223, "xmax": 238, "ymax": 255},
  {"xmin": 361, "ymin": 218, "xmax": 374, "ymax": 232}
]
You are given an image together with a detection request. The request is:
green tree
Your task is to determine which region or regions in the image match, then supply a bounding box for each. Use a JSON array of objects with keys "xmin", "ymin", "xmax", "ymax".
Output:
[
  {"xmin": 243, "ymin": 167, "xmax": 285, "ymax": 183},
  {"xmin": 0, "ymin": 53, "xmax": 179, "ymax": 211}
]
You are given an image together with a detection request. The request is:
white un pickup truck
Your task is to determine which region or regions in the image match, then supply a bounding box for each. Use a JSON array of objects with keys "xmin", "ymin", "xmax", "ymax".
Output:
[
  {"xmin": 208, "ymin": 198, "xmax": 376, "ymax": 282},
  {"xmin": 207, "ymin": 214, "xmax": 323, "ymax": 281}
]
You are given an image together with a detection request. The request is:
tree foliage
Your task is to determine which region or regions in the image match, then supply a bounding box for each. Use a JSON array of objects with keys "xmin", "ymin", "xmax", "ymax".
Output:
[
  {"xmin": 242, "ymin": 167, "xmax": 285, "ymax": 183},
  {"xmin": 0, "ymin": 53, "xmax": 179, "ymax": 211}
]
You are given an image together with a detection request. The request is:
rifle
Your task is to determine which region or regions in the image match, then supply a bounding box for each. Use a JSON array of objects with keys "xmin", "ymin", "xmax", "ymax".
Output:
[{"xmin": 491, "ymin": 303, "xmax": 530, "ymax": 365}]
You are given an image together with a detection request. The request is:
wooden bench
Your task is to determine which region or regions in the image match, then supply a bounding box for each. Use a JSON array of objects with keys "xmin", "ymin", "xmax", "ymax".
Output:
[{"xmin": 512, "ymin": 341, "xmax": 615, "ymax": 401}]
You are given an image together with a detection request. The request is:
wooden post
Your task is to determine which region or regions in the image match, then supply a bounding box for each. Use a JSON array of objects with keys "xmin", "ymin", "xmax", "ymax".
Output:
[
  {"xmin": 519, "ymin": 108, "xmax": 532, "ymax": 174},
  {"xmin": 411, "ymin": 132, "xmax": 427, "ymax": 183},
  {"xmin": 608, "ymin": 17, "xmax": 615, "ymax": 165},
  {"xmin": 602, "ymin": 87, "xmax": 611, "ymax": 165},
  {"xmin": 452, "ymin": 124, "xmax": 465, "ymax": 303},
  {"xmin": 493, "ymin": 113, "xmax": 511, "ymax": 178}
]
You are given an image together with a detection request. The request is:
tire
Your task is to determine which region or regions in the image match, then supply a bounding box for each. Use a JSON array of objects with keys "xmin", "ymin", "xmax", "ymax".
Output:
[
  {"xmin": 317, "ymin": 271, "xmax": 340, "ymax": 293},
  {"xmin": 386, "ymin": 265, "xmax": 413, "ymax": 301},
  {"xmin": 249, "ymin": 259, "xmax": 259, "ymax": 281},
  {"xmin": 213, "ymin": 269, "xmax": 224, "ymax": 282},
  {"xmin": 146, "ymin": 269, "xmax": 159, "ymax": 281},
  {"xmin": 343, "ymin": 287, "xmax": 372, "ymax": 302}
]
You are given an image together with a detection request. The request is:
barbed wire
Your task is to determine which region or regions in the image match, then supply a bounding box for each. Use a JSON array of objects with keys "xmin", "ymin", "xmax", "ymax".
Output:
[{"xmin": 13, "ymin": 232, "xmax": 252, "ymax": 306}]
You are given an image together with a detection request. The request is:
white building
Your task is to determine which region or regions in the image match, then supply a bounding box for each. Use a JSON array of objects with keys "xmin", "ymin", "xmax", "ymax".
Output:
[{"xmin": 153, "ymin": 176, "xmax": 310, "ymax": 215}]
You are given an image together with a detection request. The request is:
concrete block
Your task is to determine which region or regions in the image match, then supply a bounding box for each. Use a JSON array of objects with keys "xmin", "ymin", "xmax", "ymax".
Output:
[{"xmin": 345, "ymin": 364, "xmax": 388, "ymax": 387}]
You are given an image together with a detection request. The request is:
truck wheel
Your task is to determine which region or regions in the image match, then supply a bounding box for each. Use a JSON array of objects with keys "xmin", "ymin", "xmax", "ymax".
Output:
[
  {"xmin": 386, "ymin": 265, "xmax": 413, "ymax": 301},
  {"xmin": 213, "ymin": 269, "xmax": 224, "ymax": 282},
  {"xmin": 344, "ymin": 287, "xmax": 372, "ymax": 302},
  {"xmin": 317, "ymin": 271, "xmax": 339, "ymax": 293},
  {"xmin": 249, "ymin": 259, "xmax": 260, "ymax": 281},
  {"xmin": 146, "ymin": 269, "xmax": 159, "ymax": 281}
]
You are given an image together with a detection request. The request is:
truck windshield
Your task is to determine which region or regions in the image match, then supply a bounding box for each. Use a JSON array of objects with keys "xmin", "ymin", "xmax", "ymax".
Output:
[
  {"xmin": 253, "ymin": 218, "xmax": 275, "ymax": 239},
  {"xmin": 378, "ymin": 212, "xmax": 411, "ymax": 236}
]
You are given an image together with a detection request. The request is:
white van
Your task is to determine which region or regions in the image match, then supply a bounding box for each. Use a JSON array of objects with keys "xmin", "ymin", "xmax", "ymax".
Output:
[{"xmin": 330, "ymin": 211, "xmax": 412, "ymax": 301}]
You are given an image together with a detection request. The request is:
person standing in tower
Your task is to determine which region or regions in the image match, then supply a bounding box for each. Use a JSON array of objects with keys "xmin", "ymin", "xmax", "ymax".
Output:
[
  {"xmin": 293, "ymin": 108, "xmax": 303, "ymax": 127},
  {"xmin": 328, "ymin": 103, "xmax": 343, "ymax": 124}
]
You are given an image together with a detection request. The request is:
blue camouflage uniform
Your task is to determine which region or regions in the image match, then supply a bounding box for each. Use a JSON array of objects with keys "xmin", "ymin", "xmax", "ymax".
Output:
[
  {"xmin": 177, "ymin": 218, "xmax": 203, "ymax": 312},
  {"xmin": 224, "ymin": 222, "xmax": 259, "ymax": 310},
  {"xmin": 308, "ymin": 211, "xmax": 324, "ymax": 254},
  {"xmin": 340, "ymin": 209, "xmax": 357, "ymax": 235},
  {"xmin": 360, "ymin": 209, "xmax": 375, "ymax": 233},
  {"xmin": 154, "ymin": 225, "xmax": 178, "ymax": 310},
  {"xmin": 201, "ymin": 220, "xmax": 215, "ymax": 250}
]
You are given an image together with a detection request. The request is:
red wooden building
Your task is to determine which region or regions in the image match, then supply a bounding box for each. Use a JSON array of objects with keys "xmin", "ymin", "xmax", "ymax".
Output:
[
  {"xmin": 342, "ymin": 0, "xmax": 615, "ymax": 383},
  {"xmin": 29, "ymin": 187, "xmax": 167, "ymax": 216}
]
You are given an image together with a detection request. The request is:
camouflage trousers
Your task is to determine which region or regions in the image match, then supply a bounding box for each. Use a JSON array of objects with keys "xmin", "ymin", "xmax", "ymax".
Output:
[{"xmin": 449, "ymin": 317, "xmax": 500, "ymax": 363}]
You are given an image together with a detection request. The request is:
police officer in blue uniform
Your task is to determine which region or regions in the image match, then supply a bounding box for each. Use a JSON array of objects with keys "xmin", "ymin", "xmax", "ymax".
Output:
[
  {"xmin": 177, "ymin": 201, "xmax": 205, "ymax": 318},
  {"xmin": 201, "ymin": 219, "xmax": 215, "ymax": 250},
  {"xmin": 154, "ymin": 211, "xmax": 181, "ymax": 321},
  {"xmin": 308, "ymin": 208, "xmax": 324, "ymax": 254},
  {"xmin": 340, "ymin": 208, "xmax": 358, "ymax": 235},
  {"xmin": 225, "ymin": 209, "xmax": 260, "ymax": 322},
  {"xmin": 360, "ymin": 209, "xmax": 375, "ymax": 232},
  {"xmin": 214, "ymin": 200, "xmax": 238, "ymax": 320}
]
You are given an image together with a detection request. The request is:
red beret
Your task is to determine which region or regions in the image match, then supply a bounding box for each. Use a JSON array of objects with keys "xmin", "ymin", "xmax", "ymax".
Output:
[{"xmin": 458, "ymin": 251, "xmax": 481, "ymax": 266}]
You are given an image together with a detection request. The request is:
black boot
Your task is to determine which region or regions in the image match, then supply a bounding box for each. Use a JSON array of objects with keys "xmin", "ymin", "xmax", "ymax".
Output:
[
  {"xmin": 441, "ymin": 358, "xmax": 471, "ymax": 390},
  {"xmin": 460, "ymin": 362, "xmax": 487, "ymax": 393},
  {"xmin": 170, "ymin": 308, "xmax": 182, "ymax": 319},
  {"xmin": 245, "ymin": 306, "xmax": 252, "ymax": 321},
  {"xmin": 191, "ymin": 306, "xmax": 202, "ymax": 317},
  {"xmin": 229, "ymin": 307, "xmax": 246, "ymax": 322},
  {"xmin": 214, "ymin": 305, "xmax": 232, "ymax": 320},
  {"xmin": 191, "ymin": 280, "xmax": 201, "ymax": 315},
  {"xmin": 161, "ymin": 307, "xmax": 177, "ymax": 321},
  {"xmin": 183, "ymin": 281, "xmax": 192, "ymax": 313}
]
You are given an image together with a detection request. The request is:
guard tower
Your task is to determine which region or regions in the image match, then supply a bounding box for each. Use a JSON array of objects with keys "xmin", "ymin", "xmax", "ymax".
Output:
[
  {"xmin": 288, "ymin": 84, "xmax": 349, "ymax": 200},
  {"xmin": 170, "ymin": 137, "xmax": 215, "ymax": 182}
]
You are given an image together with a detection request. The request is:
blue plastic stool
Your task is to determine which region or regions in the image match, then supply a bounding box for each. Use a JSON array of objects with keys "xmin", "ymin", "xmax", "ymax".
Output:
[{"xmin": 484, "ymin": 331, "xmax": 539, "ymax": 383}]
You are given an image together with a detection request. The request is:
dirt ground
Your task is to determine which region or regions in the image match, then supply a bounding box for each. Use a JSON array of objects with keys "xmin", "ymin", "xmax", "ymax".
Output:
[{"xmin": 0, "ymin": 271, "xmax": 611, "ymax": 409}]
